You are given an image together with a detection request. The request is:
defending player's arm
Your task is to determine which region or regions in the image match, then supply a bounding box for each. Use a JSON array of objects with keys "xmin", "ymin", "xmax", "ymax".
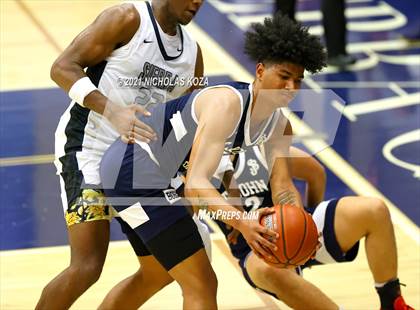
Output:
[
  {"xmin": 265, "ymin": 120, "xmax": 304, "ymax": 209},
  {"xmin": 188, "ymin": 43, "xmax": 204, "ymax": 92},
  {"xmin": 50, "ymin": 3, "xmax": 156, "ymax": 142},
  {"xmin": 184, "ymin": 88, "xmax": 278, "ymax": 258},
  {"xmin": 289, "ymin": 147, "xmax": 326, "ymax": 208}
]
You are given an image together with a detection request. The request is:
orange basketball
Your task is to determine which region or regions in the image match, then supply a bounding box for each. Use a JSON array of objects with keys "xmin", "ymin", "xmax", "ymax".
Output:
[{"xmin": 260, "ymin": 204, "xmax": 319, "ymax": 268}]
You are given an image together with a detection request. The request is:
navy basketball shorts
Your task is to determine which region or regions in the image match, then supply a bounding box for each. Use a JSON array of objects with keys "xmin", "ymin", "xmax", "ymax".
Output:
[
  {"xmin": 100, "ymin": 139, "xmax": 204, "ymax": 271},
  {"xmin": 239, "ymin": 199, "xmax": 360, "ymax": 297},
  {"xmin": 304, "ymin": 199, "xmax": 359, "ymax": 267}
]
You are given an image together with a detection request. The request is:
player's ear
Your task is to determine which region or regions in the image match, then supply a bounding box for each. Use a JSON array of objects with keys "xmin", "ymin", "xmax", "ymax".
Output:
[{"xmin": 256, "ymin": 63, "xmax": 265, "ymax": 81}]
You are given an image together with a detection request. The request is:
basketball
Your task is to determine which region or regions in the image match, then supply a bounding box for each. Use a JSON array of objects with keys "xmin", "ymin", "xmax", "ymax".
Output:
[{"xmin": 260, "ymin": 204, "xmax": 319, "ymax": 268}]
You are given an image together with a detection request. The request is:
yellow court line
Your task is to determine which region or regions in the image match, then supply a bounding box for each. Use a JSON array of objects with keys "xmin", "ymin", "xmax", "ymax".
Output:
[
  {"xmin": 0, "ymin": 154, "xmax": 54, "ymax": 167},
  {"xmin": 15, "ymin": 0, "xmax": 63, "ymax": 53}
]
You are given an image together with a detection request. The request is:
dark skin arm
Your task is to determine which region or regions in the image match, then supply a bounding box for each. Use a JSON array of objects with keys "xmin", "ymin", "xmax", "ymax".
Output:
[
  {"xmin": 188, "ymin": 43, "xmax": 204, "ymax": 92},
  {"xmin": 51, "ymin": 3, "xmax": 156, "ymax": 142}
]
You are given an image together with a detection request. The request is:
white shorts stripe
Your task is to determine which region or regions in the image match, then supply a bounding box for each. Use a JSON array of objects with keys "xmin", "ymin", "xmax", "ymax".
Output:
[
  {"xmin": 312, "ymin": 200, "xmax": 337, "ymax": 264},
  {"xmin": 118, "ymin": 202, "xmax": 150, "ymax": 229}
]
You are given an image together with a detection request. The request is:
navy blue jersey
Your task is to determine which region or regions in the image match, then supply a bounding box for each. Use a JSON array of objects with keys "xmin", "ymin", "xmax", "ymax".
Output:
[
  {"xmin": 215, "ymin": 145, "xmax": 273, "ymax": 260},
  {"xmin": 138, "ymin": 81, "xmax": 280, "ymax": 179}
]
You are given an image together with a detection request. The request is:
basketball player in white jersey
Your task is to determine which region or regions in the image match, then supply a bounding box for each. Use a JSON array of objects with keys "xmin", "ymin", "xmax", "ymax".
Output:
[
  {"xmin": 97, "ymin": 13, "xmax": 411, "ymax": 309},
  {"xmin": 36, "ymin": 1, "xmax": 203, "ymax": 309},
  {"xmin": 96, "ymin": 14, "xmax": 326, "ymax": 309}
]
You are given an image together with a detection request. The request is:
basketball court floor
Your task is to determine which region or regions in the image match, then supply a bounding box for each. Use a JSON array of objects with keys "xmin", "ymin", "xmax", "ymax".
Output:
[{"xmin": 1, "ymin": 0, "xmax": 419, "ymax": 309}]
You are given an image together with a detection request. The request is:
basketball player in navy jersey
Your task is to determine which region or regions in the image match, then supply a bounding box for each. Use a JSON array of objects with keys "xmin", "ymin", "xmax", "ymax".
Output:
[
  {"xmin": 100, "ymin": 15, "xmax": 411, "ymax": 310},
  {"xmin": 37, "ymin": 1, "xmax": 204, "ymax": 309},
  {"xmin": 99, "ymin": 14, "xmax": 326, "ymax": 309},
  {"xmin": 98, "ymin": 146, "xmax": 412, "ymax": 310},
  {"xmin": 217, "ymin": 145, "xmax": 413, "ymax": 310}
]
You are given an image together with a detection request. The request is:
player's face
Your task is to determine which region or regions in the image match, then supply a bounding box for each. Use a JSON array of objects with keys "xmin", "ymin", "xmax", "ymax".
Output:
[
  {"xmin": 258, "ymin": 62, "xmax": 304, "ymax": 91},
  {"xmin": 255, "ymin": 62, "xmax": 304, "ymax": 108},
  {"xmin": 169, "ymin": 0, "xmax": 203, "ymax": 25}
]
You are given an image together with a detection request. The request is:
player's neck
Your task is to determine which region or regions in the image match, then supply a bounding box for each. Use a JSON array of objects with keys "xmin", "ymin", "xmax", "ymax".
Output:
[
  {"xmin": 251, "ymin": 82, "xmax": 279, "ymax": 123},
  {"xmin": 152, "ymin": 3, "xmax": 178, "ymax": 36}
]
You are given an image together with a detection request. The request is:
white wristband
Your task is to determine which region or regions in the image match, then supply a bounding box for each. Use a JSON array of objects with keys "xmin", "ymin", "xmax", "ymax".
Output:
[{"xmin": 68, "ymin": 77, "xmax": 97, "ymax": 107}]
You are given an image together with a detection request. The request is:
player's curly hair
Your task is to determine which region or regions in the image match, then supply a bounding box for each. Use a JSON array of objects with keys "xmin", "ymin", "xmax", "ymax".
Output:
[{"xmin": 244, "ymin": 14, "xmax": 326, "ymax": 73}]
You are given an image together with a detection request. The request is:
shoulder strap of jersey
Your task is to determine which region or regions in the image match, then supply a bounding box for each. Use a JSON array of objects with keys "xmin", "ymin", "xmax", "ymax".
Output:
[
  {"xmin": 145, "ymin": 1, "xmax": 184, "ymax": 61},
  {"xmin": 231, "ymin": 94, "xmax": 251, "ymax": 168}
]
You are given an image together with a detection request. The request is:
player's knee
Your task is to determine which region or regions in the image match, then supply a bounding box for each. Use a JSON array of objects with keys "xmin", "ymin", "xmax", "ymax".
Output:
[
  {"xmin": 181, "ymin": 268, "xmax": 217, "ymax": 299},
  {"xmin": 154, "ymin": 273, "xmax": 174, "ymax": 289},
  {"xmin": 369, "ymin": 198, "xmax": 391, "ymax": 223},
  {"xmin": 141, "ymin": 268, "xmax": 174, "ymax": 291},
  {"xmin": 262, "ymin": 266, "xmax": 289, "ymax": 290},
  {"xmin": 69, "ymin": 260, "xmax": 104, "ymax": 285}
]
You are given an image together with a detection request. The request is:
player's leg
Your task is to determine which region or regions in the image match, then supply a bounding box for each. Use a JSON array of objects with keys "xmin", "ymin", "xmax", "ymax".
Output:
[
  {"xmin": 334, "ymin": 197, "xmax": 397, "ymax": 282},
  {"xmin": 99, "ymin": 218, "xmax": 174, "ymax": 309},
  {"xmin": 333, "ymin": 197, "xmax": 411, "ymax": 309},
  {"xmin": 100, "ymin": 226, "xmax": 215, "ymax": 310},
  {"xmin": 141, "ymin": 215, "xmax": 217, "ymax": 310},
  {"xmin": 169, "ymin": 248, "xmax": 217, "ymax": 309},
  {"xmin": 36, "ymin": 187, "xmax": 110, "ymax": 310},
  {"xmin": 101, "ymin": 141, "xmax": 217, "ymax": 309},
  {"xmin": 245, "ymin": 252, "xmax": 338, "ymax": 310},
  {"xmin": 99, "ymin": 255, "xmax": 174, "ymax": 310},
  {"xmin": 99, "ymin": 214, "xmax": 213, "ymax": 309},
  {"xmin": 274, "ymin": 0, "xmax": 296, "ymax": 20},
  {"xmin": 112, "ymin": 213, "xmax": 217, "ymax": 309}
]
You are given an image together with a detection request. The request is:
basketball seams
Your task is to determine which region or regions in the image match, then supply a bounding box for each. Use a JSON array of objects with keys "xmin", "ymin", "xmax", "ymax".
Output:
[
  {"xmin": 279, "ymin": 204, "xmax": 291, "ymax": 262},
  {"xmin": 261, "ymin": 245, "xmax": 281, "ymax": 265},
  {"xmin": 289, "ymin": 207, "xmax": 308, "ymax": 262},
  {"xmin": 259, "ymin": 204, "xmax": 318, "ymax": 268},
  {"xmin": 293, "ymin": 214, "xmax": 319, "ymax": 265}
]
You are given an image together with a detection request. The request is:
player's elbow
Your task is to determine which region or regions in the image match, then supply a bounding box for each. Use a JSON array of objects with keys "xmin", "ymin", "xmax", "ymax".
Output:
[
  {"xmin": 50, "ymin": 58, "xmax": 66, "ymax": 84},
  {"xmin": 314, "ymin": 161, "xmax": 326, "ymax": 185},
  {"xmin": 309, "ymin": 160, "xmax": 326, "ymax": 187}
]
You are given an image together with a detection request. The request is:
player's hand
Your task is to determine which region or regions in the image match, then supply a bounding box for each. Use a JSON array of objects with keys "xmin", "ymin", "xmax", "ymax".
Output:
[
  {"xmin": 227, "ymin": 228, "xmax": 240, "ymax": 245},
  {"xmin": 237, "ymin": 209, "xmax": 279, "ymax": 259},
  {"xmin": 310, "ymin": 232, "xmax": 322, "ymax": 259},
  {"xmin": 105, "ymin": 103, "xmax": 157, "ymax": 143}
]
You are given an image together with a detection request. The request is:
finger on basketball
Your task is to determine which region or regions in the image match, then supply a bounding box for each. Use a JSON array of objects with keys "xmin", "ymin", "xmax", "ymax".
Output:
[
  {"xmin": 258, "ymin": 224, "xmax": 278, "ymax": 239},
  {"xmin": 258, "ymin": 207, "xmax": 275, "ymax": 218},
  {"xmin": 258, "ymin": 235, "xmax": 277, "ymax": 251},
  {"xmin": 253, "ymin": 241, "xmax": 272, "ymax": 259},
  {"xmin": 249, "ymin": 244, "xmax": 263, "ymax": 259}
]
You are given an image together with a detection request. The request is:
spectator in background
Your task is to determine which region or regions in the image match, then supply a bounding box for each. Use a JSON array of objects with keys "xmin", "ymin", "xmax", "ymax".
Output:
[{"xmin": 275, "ymin": 0, "xmax": 357, "ymax": 69}]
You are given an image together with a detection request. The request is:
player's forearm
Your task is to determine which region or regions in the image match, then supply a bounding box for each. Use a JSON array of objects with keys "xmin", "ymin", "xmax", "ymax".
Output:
[
  {"xmin": 306, "ymin": 170, "xmax": 326, "ymax": 208},
  {"xmin": 51, "ymin": 59, "xmax": 118, "ymax": 116},
  {"xmin": 272, "ymin": 184, "xmax": 303, "ymax": 209},
  {"xmin": 184, "ymin": 178, "xmax": 244, "ymax": 229},
  {"xmin": 221, "ymin": 170, "xmax": 245, "ymax": 212}
]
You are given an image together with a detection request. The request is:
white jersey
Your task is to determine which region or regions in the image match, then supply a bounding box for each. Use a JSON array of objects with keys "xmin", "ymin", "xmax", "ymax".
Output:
[{"xmin": 54, "ymin": 1, "xmax": 198, "ymax": 185}]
